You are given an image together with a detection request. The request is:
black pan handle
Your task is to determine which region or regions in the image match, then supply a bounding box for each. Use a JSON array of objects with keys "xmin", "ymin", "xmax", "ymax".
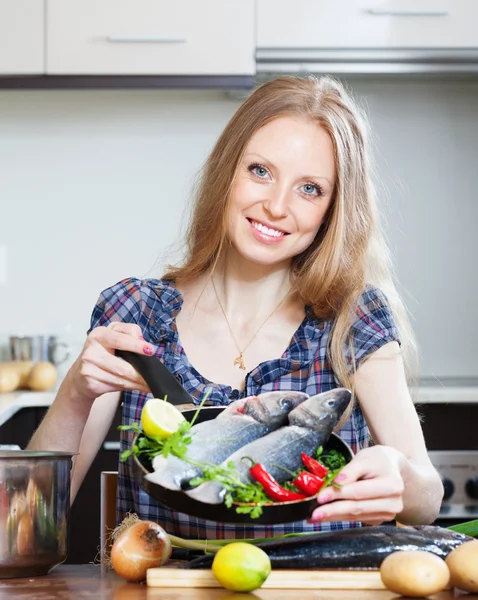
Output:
[{"xmin": 116, "ymin": 350, "xmax": 193, "ymax": 406}]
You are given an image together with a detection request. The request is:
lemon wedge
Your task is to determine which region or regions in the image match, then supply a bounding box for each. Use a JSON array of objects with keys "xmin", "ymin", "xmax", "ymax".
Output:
[{"xmin": 141, "ymin": 399, "xmax": 186, "ymax": 439}]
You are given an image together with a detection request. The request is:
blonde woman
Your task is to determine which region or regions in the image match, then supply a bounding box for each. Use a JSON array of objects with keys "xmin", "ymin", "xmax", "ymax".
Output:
[{"xmin": 29, "ymin": 76, "xmax": 443, "ymax": 539}]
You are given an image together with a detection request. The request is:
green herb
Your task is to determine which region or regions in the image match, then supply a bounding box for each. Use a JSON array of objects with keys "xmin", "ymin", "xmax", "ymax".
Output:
[
  {"xmin": 319, "ymin": 449, "xmax": 347, "ymax": 471},
  {"xmin": 189, "ymin": 459, "xmax": 271, "ymax": 519},
  {"xmin": 448, "ymin": 519, "xmax": 478, "ymax": 538},
  {"xmin": 314, "ymin": 446, "xmax": 347, "ymax": 488},
  {"xmin": 118, "ymin": 389, "xmax": 211, "ymax": 462}
]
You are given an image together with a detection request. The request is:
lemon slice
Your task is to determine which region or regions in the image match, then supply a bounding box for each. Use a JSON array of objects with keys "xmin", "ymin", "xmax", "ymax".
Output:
[{"xmin": 141, "ymin": 399, "xmax": 186, "ymax": 439}]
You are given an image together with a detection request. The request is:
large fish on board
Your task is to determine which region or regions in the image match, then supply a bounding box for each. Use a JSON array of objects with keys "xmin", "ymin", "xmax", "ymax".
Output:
[
  {"xmin": 145, "ymin": 391, "xmax": 309, "ymax": 491},
  {"xmin": 186, "ymin": 387, "xmax": 351, "ymax": 504},
  {"xmin": 185, "ymin": 525, "xmax": 472, "ymax": 570}
]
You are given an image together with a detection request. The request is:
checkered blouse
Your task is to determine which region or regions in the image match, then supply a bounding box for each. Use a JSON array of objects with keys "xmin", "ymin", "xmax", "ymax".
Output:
[{"xmin": 89, "ymin": 277, "xmax": 400, "ymax": 539}]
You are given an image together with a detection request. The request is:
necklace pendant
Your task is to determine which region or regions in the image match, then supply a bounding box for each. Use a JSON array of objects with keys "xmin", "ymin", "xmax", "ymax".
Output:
[{"xmin": 233, "ymin": 353, "xmax": 246, "ymax": 371}]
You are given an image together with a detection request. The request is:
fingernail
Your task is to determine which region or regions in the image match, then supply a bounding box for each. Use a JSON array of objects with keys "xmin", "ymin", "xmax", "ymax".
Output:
[
  {"xmin": 312, "ymin": 511, "xmax": 325, "ymax": 521},
  {"xmin": 143, "ymin": 345, "xmax": 154, "ymax": 355},
  {"xmin": 317, "ymin": 493, "xmax": 332, "ymax": 504},
  {"xmin": 335, "ymin": 473, "xmax": 347, "ymax": 483},
  {"xmin": 139, "ymin": 336, "xmax": 145, "ymax": 341}
]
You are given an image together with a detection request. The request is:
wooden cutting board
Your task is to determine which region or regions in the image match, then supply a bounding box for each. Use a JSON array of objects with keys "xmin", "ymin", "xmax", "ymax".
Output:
[{"xmin": 147, "ymin": 568, "xmax": 386, "ymax": 589}]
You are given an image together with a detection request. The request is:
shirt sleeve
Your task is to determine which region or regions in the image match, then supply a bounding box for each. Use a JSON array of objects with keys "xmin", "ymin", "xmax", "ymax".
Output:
[
  {"xmin": 87, "ymin": 277, "xmax": 143, "ymax": 333},
  {"xmin": 346, "ymin": 285, "xmax": 401, "ymax": 367}
]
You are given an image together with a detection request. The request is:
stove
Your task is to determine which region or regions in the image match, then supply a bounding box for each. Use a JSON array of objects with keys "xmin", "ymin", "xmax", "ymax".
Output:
[{"xmin": 428, "ymin": 451, "xmax": 478, "ymax": 520}]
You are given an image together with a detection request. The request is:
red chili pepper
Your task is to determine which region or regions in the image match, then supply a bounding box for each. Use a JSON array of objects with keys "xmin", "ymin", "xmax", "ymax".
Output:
[
  {"xmin": 249, "ymin": 463, "xmax": 307, "ymax": 502},
  {"xmin": 301, "ymin": 452, "xmax": 329, "ymax": 478},
  {"xmin": 293, "ymin": 471, "xmax": 325, "ymax": 496}
]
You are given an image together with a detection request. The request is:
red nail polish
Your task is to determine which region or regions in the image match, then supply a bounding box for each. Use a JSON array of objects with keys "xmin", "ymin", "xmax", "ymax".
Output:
[
  {"xmin": 335, "ymin": 473, "xmax": 347, "ymax": 483},
  {"xmin": 313, "ymin": 511, "xmax": 325, "ymax": 520},
  {"xmin": 139, "ymin": 336, "xmax": 145, "ymax": 341},
  {"xmin": 143, "ymin": 345, "xmax": 154, "ymax": 355}
]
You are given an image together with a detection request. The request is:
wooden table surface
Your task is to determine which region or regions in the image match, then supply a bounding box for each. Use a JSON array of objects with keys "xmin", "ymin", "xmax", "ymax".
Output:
[{"xmin": 0, "ymin": 564, "xmax": 471, "ymax": 600}]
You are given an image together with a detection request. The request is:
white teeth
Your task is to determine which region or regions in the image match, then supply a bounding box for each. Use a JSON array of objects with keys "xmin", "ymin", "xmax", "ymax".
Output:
[{"xmin": 251, "ymin": 220, "xmax": 284, "ymax": 238}]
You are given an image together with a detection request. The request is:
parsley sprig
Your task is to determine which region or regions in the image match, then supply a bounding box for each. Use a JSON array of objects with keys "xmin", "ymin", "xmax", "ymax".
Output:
[
  {"xmin": 118, "ymin": 390, "xmax": 210, "ymax": 463},
  {"xmin": 315, "ymin": 446, "xmax": 348, "ymax": 487},
  {"xmin": 189, "ymin": 460, "xmax": 272, "ymax": 519}
]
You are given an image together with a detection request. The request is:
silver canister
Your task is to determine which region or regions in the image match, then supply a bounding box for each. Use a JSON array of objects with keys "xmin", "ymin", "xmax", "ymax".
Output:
[
  {"xmin": 0, "ymin": 451, "xmax": 73, "ymax": 579},
  {"xmin": 9, "ymin": 336, "xmax": 71, "ymax": 366}
]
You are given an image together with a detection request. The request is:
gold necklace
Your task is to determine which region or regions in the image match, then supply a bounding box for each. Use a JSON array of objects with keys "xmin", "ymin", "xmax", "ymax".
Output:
[{"xmin": 211, "ymin": 277, "xmax": 289, "ymax": 371}]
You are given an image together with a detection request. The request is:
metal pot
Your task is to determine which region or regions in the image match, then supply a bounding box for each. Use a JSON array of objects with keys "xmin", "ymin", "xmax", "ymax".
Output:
[{"xmin": 0, "ymin": 450, "xmax": 73, "ymax": 579}]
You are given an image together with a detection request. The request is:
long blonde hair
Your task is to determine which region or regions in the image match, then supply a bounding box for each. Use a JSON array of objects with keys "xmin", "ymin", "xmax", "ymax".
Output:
[{"xmin": 165, "ymin": 76, "xmax": 417, "ymax": 422}]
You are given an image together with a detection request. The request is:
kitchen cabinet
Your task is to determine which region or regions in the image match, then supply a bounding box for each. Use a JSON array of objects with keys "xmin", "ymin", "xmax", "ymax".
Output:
[
  {"xmin": 0, "ymin": 0, "xmax": 44, "ymax": 74},
  {"xmin": 257, "ymin": 0, "xmax": 478, "ymax": 49},
  {"xmin": 0, "ymin": 404, "xmax": 123, "ymax": 564},
  {"xmin": 46, "ymin": 0, "xmax": 255, "ymax": 75}
]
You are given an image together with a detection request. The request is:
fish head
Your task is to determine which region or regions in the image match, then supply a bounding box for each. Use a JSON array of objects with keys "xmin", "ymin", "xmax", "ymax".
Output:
[
  {"xmin": 288, "ymin": 388, "xmax": 352, "ymax": 431},
  {"xmin": 242, "ymin": 391, "xmax": 309, "ymax": 428}
]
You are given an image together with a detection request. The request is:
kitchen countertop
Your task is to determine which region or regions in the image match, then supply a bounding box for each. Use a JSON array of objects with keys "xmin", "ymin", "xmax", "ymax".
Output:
[
  {"xmin": 0, "ymin": 564, "xmax": 464, "ymax": 600},
  {"xmin": 1, "ymin": 383, "xmax": 478, "ymax": 429},
  {"xmin": 0, "ymin": 391, "xmax": 57, "ymax": 429}
]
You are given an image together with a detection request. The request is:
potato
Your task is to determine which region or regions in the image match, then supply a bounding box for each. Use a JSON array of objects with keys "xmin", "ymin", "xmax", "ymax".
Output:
[
  {"xmin": 380, "ymin": 550, "xmax": 450, "ymax": 597},
  {"xmin": 0, "ymin": 367, "xmax": 21, "ymax": 393},
  {"xmin": 445, "ymin": 539, "xmax": 478, "ymax": 593},
  {"xmin": 27, "ymin": 361, "xmax": 57, "ymax": 391},
  {"xmin": 0, "ymin": 361, "xmax": 35, "ymax": 392},
  {"xmin": 10, "ymin": 361, "xmax": 34, "ymax": 387}
]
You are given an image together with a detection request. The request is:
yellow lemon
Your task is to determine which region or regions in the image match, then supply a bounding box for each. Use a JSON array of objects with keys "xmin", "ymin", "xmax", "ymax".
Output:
[
  {"xmin": 212, "ymin": 542, "xmax": 271, "ymax": 592},
  {"xmin": 140, "ymin": 399, "xmax": 186, "ymax": 439}
]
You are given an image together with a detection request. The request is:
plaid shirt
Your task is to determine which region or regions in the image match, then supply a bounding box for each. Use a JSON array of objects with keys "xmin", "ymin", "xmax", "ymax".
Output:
[{"xmin": 89, "ymin": 278, "xmax": 400, "ymax": 539}]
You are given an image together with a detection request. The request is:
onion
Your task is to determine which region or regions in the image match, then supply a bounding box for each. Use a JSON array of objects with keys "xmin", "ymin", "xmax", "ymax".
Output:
[{"xmin": 110, "ymin": 520, "xmax": 172, "ymax": 582}]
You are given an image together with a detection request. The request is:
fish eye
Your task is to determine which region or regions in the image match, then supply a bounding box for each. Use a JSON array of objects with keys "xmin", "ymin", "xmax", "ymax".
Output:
[
  {"xmin": 327, "ymin": 399, "xmax": 336, "ymax": 408},
  {"xmin": 279, "ymin": 398, "xmax": 293, "ymax": 411}
]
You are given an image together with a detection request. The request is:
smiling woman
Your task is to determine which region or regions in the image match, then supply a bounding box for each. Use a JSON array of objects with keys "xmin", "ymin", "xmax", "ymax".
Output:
[
  {"xmin": 228, "ymin": 117, "xmax": 335, "ymax": 267},
  {"xmin": 28, "ymin": 75, "xmax": 444, "ymax": 543}
]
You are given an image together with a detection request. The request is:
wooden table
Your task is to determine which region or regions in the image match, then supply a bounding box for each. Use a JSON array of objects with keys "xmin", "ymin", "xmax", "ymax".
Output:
[{"xmin": 0, "ymin": 565, "xmax": 467, "ymax": 600}]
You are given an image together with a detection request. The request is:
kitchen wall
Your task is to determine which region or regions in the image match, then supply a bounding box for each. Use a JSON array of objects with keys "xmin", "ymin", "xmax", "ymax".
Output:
[{"xmin": 0, "ymin": 79, "xmax": 477, "ymax": 381}]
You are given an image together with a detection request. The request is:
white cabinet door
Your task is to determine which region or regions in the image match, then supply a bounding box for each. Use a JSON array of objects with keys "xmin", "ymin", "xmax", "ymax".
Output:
[
  {"xmin": 258, "ymin": 0, "xmax": 478, "ymax": 48},
  {"xmin": 0, "ymin": 0, "xmax": 44, "ymax": 74},
  {"xmin": 47, "ymin": 0, "xmax": 255, "ymax": 75}
]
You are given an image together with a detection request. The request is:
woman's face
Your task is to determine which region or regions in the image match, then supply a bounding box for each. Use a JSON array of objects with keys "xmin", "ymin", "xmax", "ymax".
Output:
[{"xmin": 228, "ymin": 116, "xmax": 336, "ymax": 267}]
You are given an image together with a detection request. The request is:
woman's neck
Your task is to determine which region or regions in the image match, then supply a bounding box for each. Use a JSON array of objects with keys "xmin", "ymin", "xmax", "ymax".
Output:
[{"xmin": 210, "ymin": 248, "xmax": 293, "ymax": 323}]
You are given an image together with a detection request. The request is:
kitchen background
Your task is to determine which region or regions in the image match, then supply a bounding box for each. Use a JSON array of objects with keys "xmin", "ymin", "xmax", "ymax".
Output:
[
  {"xmin": 1, "ymin": 0, "xmax": 478, "ymax": 564},
  {"xmin": 1, "ymin": 81, "xmax": 478, "ymax": 381}
]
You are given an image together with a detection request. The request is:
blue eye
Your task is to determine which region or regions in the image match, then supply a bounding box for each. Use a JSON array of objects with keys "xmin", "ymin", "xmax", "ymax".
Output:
[
  {"xmin": 248, "ymin": 163, "xmax": 269, "ymax": 179},
  {"xmin": 301, "ymin": 183, "xmax": 324, "ymax": 197}
]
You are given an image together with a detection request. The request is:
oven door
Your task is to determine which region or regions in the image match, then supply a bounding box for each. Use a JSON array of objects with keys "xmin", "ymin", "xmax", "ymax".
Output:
[{"xmin": 419, "ymin": 401, "xmax": 478, "ymax": 527}]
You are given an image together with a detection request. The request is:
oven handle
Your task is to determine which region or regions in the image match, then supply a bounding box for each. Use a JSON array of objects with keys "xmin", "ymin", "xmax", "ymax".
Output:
[{"xmin": 103, "ymin": 441, "xmax": 121, "ymax": 451}]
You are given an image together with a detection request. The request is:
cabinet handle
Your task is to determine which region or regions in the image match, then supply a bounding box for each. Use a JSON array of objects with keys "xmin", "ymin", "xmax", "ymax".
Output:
[
  {"xmin": 103, "ymin": 441, "xmax": 121, "ymax": 451},
  {"xmin": 106, "ymin": 35, "xmax": 187, "ymax": 44},
  {"xmin": 368, "ymin": 8, "xmax": 449, "ymax": 17}
]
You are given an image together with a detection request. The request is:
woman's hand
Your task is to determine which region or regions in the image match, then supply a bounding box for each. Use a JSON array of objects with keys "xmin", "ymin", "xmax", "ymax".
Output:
[
  {"xmin": 68, "ymin": 322, "xmax": 154, "ymax": 402},
  {"xmin": 309, "ymin": 445, "xmax": 406, "ymax": 525}
]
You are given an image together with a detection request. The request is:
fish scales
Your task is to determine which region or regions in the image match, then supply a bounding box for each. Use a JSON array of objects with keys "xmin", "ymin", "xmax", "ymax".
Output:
[
  {"xmin": 145, "ymin": 391, "xmax": 309, "ymax": 491},
  {"xmin": 186, "ymin": 388, "xmax": 352, "ymax": 504},
  {"xmin": 185, "ymin": 525, "xmax": 472, "ymax": 570}
]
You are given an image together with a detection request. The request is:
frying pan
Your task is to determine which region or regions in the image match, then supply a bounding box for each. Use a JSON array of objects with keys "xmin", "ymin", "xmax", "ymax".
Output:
[{"xmin": 117, "ymin": 350, "xmax": 354, "ymax": 525}]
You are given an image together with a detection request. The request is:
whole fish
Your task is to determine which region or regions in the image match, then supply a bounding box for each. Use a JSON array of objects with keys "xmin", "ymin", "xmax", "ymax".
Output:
[
  {"xmin": 145, "ymin": 391, "xmax": 309, "ymax": 491},
  {"xmin": 185, "ymin": 525, "xmax": 472, "ymax": 570},
  {"xmin": 186, "ymin": 387, "xmax": 351, "ymax": 504}
]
